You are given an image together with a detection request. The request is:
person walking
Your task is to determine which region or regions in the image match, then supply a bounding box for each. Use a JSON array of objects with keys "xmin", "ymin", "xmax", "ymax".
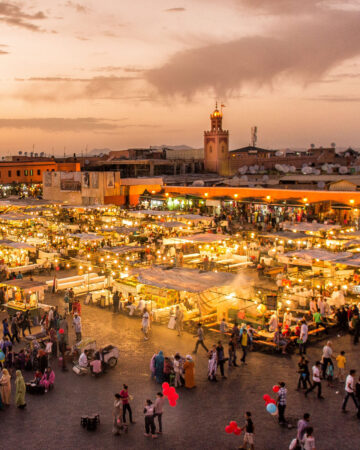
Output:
[
  {"xmin": 112, "ymin": 393, "xmax": 123, "ymax": 435},
  {"xmin": 321, "ymin": 341, "xmax": 333, "ymax": 380},
  {"xmin": 299, "ymin": 320, "xmax": 308, "ymax": 355},
  {"xmin": 277, "ymin": 382, "xmax": 287, "ymax": 425},
  {"xmin": 63, "ymin": 290, "xmax": 70, "ymax": 316},
  {"xmin": 58, "ymin": 329, "xmax": 68, "ymax": 371},
  {"xmin": 342, "ymin": 369, "xmax": 359, "ymax": 413},
  {"xmin": 72, "ymin": 313, "xmax": 82, "ymax": 342},
  {"xmin": 154, "ymin": 392, "xmax": 165, "ymax": 434},
  {"xmin": 21, "ymin": 310, "xmax": 32, "ymax": 337},
  {"xmin": 352, "ymin": 312, "xmax": 360, "ymax": 344},
  {"xmin": 305, "ymin": 361, "xmax": 324, "ymax": 399},
  {"xmin": 297, "ymin": 357, "xmax": 312, "ymax": 390},
  {"xmin": 216, "ymin": 341, "xmax": 227, "ymax": 379},
  {"xmin": 175, "ymin": 305, "xmax": 183, "ymax": 337},
  {"xmin": 142, "ymin": 308, "xmax": 150, "ymax": 340},
  {"xmin": 336, "ymin": 351, "xmax": 346, "ymax": 382},
  {"xmin": 120, "ymin": 384, "xmax": 136, "ymax": 424},
  {"xmin": 143, "ymin": 399, "xmax": 157, "ymax": 438},
  {"xmin": 112, "ymin": 290, "xmax": 119, "ymax": 313},
  {"xmin": 302, "ymin": 426, "xmax": 316, "ymax": 450},
  {"xmin": 207, "ymin": 346, "xmax": 217, "ymax": 382},
  {"xmin": 15, "ymin": 370, "xmax": 26, "ymax": 409},
  {"xmin": 297, "ymin": 413, "xmax": 311, "ymax": 443},
  {"xmin": 173, "ymin": 353, "xmax": 183, "ymax": 387},
  {"xmin": 240, "ymin": 411, "xmax": 255, "ymax": 450},
  {"xmin": 154, "ymin": 351, "xmax": 165, "ymax": 384},
  {"xmin": 193, "ymin": 323, "xmax": 208, "ymax": 354}
]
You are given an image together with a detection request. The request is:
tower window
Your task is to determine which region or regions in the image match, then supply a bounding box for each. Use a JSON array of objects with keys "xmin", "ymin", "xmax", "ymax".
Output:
[
  {"xmin": 209, "ymin": 146, "xmax": 212, "ymax": 153},
  {"xmin": 17, "ymin": 170, "xmax": 20, "ymax": 176},
  {"xmin": 24, "ymin": 170, "xmax": 28, "ymax": 176},
  {"xmin": 8, "ymin": 170, "xmax": 12, "ymax": 177},
  {"xmin": 37, "ymin": 169, "xmax": 41, "ymax": 175}
]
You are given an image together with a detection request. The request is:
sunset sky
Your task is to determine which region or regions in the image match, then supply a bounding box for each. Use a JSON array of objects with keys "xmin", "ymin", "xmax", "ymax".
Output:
[{"xmin": 1, "ymin": 0, "xmax": 360, "ymax": 154}]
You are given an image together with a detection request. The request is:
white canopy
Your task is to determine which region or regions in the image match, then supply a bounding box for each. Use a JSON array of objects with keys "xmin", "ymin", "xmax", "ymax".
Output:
[
  {"xmin": 282, "ymin": 222, "xmax": 341, "ymax": 232},
  {"xmin": 137, "ymin": 267, "xmax": 236, "ymax": 293},
  {"xmin": 0, "ymin": 239, "xmax": 36, "ymax": 250},
  {"xmin": 285, "ymin": 249, "xmax": 351, "ymax": 262},
  {"xmin": 69, "ymin": 233, "xmax": 103, "ymax": 241},
  {"xmin": 171, "ymin": 233, "xmax": 230, "ymax": 244},
  {"xmin": 175, "ymin": 214, "xmax": 213, "ymax": 222}
]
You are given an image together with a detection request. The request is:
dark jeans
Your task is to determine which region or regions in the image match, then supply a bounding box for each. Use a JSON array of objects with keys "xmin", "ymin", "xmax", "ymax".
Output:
[
  {"xmin": 123, "ymin": 403, "xmax": 133, "ymax": 423},
  {"xmin": 317, "ymin": 320, "xmax": 328, "ymax": 334},
  {"xmin": 229, "ymin": 350, "xmax": 237, "ymax": 367},
  {"xmin": 3, "ymin": 331, "xmax": 13, "ymax": 342},
  {"xmin": 241, "ymin": 345, "xmax": 247, "ymax": 362},
  {"xmin": 145, "ymin": 416, "xmax": 156, "ymax": 435},
  {"xmin": 305, "ymin": 381, "xmax": 322, "ymax": 398},
  {"xmin": 278, "ymin": 404, "xmax": 286, "ymax": 423},
  {"xmin": 342, "ymin": 392, "xmax": 359, "ymax": 411},
  {"xmin": 113, "ymin": 301, "xmax": 119, "ymax": 313},
  {"xmin": 22, "ymin": 326, "xmax": 32, "ymax": 337},
  {"xmin": 322, "ymin": 358, "xmax": 332, "ymax": 379},
  {"xmin": 154, "ymin": 412, "xmax": 162, "ymax": 432},
  {"xmin": 298, "ymin": 374, "xmax": 312, "ymax": 390},
  {"xmin": 194, "ymin": 339, "xmax": 208, "ymax": 354},
  {"xmin": 299, "ymin": 341, "xmax": 307, "ymax": 355},
  {"xmin": 218, "ymin": 360, "xmax": 225, "ymax": 377}
]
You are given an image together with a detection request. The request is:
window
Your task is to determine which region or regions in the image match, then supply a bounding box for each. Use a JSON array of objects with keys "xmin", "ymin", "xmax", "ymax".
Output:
[
  {"xmin": 16, "ymin": 170, "xmax": 20, "ymax": 176},
  {"xmin": 51, "ymin": 169, "xmax": 55, "ymax": 172},
  {"xmin": 37, "ymin": 169, "xmax": 41, "ymax": 176},
  {"xmin": 24, "ymin": 170, "xmax": 28, "ymax": 176},
  {"xmin": 30, "ymin": 169, "xmax": 33, "ymax": 176},
  {"xmin": 8, "ymin": 170, "xmax": 11, "ymax": 177},
  {"xmin": 209, "ymin": 145, "xmax": 212, "ymax": 153}
]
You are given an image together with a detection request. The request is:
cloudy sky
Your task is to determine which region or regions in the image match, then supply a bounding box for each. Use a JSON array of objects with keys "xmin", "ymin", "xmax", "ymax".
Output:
[{"xmin": 1, "ymin": 0, "xmax": 360, "ymax": 154}]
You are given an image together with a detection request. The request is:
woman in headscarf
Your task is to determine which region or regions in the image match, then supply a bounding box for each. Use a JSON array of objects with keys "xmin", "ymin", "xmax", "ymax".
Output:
[
  {"xmin": 183, "ymin": 355, "xmax": 195, "ymax": 389},
  {"xmin": 154, "ymin": 350, "xmax": 165, "ymax": 384},
  {"xmin": 207, "ymin": 346, "xmax": 217, "ymax": 382},
  {"xmin": 40, "ymin": 367, "xmax": 55, "ymax": 392},
  {"xmin": 112, "ymin": 393, "xmax": 124, "ymax": 435},
  {"xmin": 15, "ymin": 370, "xmax": 26, "ymax": 409},
  {"xmin": 0, "ymin": 368, "xmax": 11, "ymax": 405}
]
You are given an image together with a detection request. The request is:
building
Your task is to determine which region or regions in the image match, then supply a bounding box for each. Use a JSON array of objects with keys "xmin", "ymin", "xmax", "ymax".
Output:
[
  {"xmin": 204, "ymin": 104, "xmax": 229, "ymax": 174},
  {"xmin": 0, "ymin": 159, "xmax": 80, "ymax": 184}
]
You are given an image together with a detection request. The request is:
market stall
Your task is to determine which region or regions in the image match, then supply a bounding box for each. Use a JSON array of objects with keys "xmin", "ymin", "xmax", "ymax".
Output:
[{"xmin": 2, "ymin": 279, "xmax": 46, "ymax": 321}]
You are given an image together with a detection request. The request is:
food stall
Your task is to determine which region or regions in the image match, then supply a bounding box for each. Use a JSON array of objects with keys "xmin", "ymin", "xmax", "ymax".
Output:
[{"xmin": 2, "ymin": 279, "xmax": 46, "ymax": 320}]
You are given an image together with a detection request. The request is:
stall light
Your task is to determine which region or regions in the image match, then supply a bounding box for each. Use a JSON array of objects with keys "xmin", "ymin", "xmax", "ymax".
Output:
[
  {"xmin": 342, "ymin": 285, "xmax": 348, "ymax": 290},
  {"xmin": 165, "ymin": 193, "xmax": 169, "ymax": 197},
  {"xmin": 204, "ymin": 192, "xmax": 208, "ymax": 197},
  {"xmin": 328, "ymin": 281, "xmax": 333, "ymax": 287},
  {"xmin": 234, "ymin": 194, "xmax": 238, "ymax": 199},
  {"xmin": 100, "ymin": 258, "xmax": 104, "ymax": 262},
  {"xmin": 88, "ymin": 266, "xmax": 92, "ymax": 271},
  {"xmin": 349, "ymin": 199, "xmax": 355, "ymax": 205},
  {"xmin": 106, "ymin": 255, "xmax": 110, "ymax": 259},
  {"xmin": 298, "ymin": 279, "xmax": 303, "ymax": 283},
  {"xmin": 87, "ymin": 254, "xmax": 91, "ymax": 259},
  {"xmin": 243, "ymin": 246, "xmax": 247, "ymax": 250},
  {"xmin": 279, "ymin": 240, "xmax": 284, "ymax": 244},
  {"xmin": 288, "ymin": 240, "xmax": 293, "ymax": 244},
  {"xmin": 79, "ymin": 265, "xmax": 83, "ymax": 269},
  {"xmin": 315, "ymin": 258, "xmax": 320, "ymax": 262},
  {"xmin": 316, "ymin": 285, "xmax": 320, "ymax": 289},
  {"xmin": 55, "ymin": 259, "xmax": 58, "ymax": 263},
  {"xmin": 112, "ymin": 272, "xmax": 115, "ymax": 276},
  {"xmin": 302, "ymin": 198, "xmax": 308, "ymax": 203},
  {"xmin": 66, "ymin": 263, "xmax": 70, "ymax": 268},
  {"xmin": 286, "ymin": 300, "xmax": 291, "ymax": 305}
]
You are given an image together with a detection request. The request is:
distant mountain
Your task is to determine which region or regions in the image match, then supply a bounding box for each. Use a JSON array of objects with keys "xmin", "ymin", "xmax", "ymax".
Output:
[{"xmin": 149, "ymin": 145, "xmax": 194, "ymax": 150}]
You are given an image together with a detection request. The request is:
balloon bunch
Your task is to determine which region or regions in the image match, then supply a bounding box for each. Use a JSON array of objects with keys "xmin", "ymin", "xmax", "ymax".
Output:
[
  {"xmin": 263, "ymin": 385, "xmax": 279, "ymax": 415},
  {"xmin": 225, "ymin": 421, "xmax": 242, "ymax": 435},
  {"xmin": 162, "ymin": 382, "xmax": 179, "ymax": 407}
]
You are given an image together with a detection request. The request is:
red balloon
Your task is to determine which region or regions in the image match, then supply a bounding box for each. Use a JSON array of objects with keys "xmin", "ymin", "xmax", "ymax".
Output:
[
  {"xmin": 229, "ymin": 421, "xmax": 237, "ymax": 431},
  {"xmin": 234, "ymin": 427, "xmax": 242, "ymax": 436},
  {"xmin": 225, "ymin": 425, "xmax": 232, "ymax": 434},
  {"xmin": 263, "ymin": 394, "xmax": 271, "ymax": 401},
  {"xmin": 162, "ymin": 382, "xmax": 169, "ymax": 390},
  {"xmin": 168, "ymin": 387, "xmax": 176, "ymax": 395},
  {"xmin": 169, "ymin": 399, "xmax": 177, "ymax": 407},
  {"xmin": 268, "ymin": 399, "xmax": 276, "ymax": 404},
  {"xmin": 272, "ymin": 385, "xmax": 280, "ymax": 393}
]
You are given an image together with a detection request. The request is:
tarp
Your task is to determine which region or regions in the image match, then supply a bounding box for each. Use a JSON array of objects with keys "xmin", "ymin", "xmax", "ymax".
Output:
[
  {"xmin": 282, "ymin": 222, "xmax": 341, "ymax": 232},
  {"xmin": 0, "ymin": 214, "xmax": 36, "ymax": 221},
  {"xmin": 335, "ymin": 255, "xmax": 360, "ymax": 267},
  {"xmin": 0, "ymin": 239, "xmax": 36, "ymax": 250},
  {"xmin": 284, "ymin": 249, "xmax": 351, "ymax": 262},
  {"xmin": 259, "ymin": 231, "xmax": 310, "ymax": 240},
  {"xmin": 129, "ymin": 210, "xmax": 176, "ymax": 216},
  {"xmin": 137, "ymin": 267, "xmax": 236, "ymax": 293},
  {"xmin": 101, "ymin": 245, "xmax": 143, "ymax": 254},
  {"xmin": 174, "ymin": 214, "xmax": 213, "ymax": 222},
  {"xmin": 69, "ymin": 233, "xmax": 103, "ymax": 241},
  {"xmin": 154, "ymin": 221, "xmax": 186, "ymax": 228},
  {"xmin": 101, "ymin": 226, "xmax": 138, "ymax": 235},
  {"xmin": 172, "ymin": 233, "xmax": 230, "ymax": 244}
]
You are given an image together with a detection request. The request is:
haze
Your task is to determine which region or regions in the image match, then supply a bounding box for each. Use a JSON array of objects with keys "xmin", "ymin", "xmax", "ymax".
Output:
[{"xmin": 1, "ymin": 0, "xmax": 360, "ymax": 154}]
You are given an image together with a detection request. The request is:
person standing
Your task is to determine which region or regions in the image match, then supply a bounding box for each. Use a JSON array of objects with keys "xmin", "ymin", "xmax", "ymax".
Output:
[
  {"xmin": 63, "ymin": 290, "xmax": 70, "ymax": 316},
  {"xmin": 299, "ymin": 320, "xmax": 308, "ymax": 356},
  {"xmin": 305, "ymin": 361, "xmax": 324, "ymax": 399},
  {"xmin": 15, "ymin": 370, "xmax": 26, "ymax": 409},
  {"xmin": 175, "ymin": 305, "xmax": 183, "ymax": 337},
  {"xmin": 321, "ymin": 341, "xmax": 333, "ymax": 380},
  {"xmin": 207, "ymin": 346, "xmax": 217, "ymax": 382},
  {"xmin": 120, "ymin": 384, "xmax": 136, "ymax": 424},
  {"xmin": 183, "ymin": 355, "xmax": 195, "ymax": 389},
  {"xmin": 342, "ymin": 369, "xmax": 359, "ymax": 413},
  {"xmin": 240, "ymin": 411, "xmax": 255, "ymax": 450},
  {"xmin": 154, "ymin": 351, "xmax": 165, "ymax": 384},
  {"xmin": 142, "ymin": 307, "xmax": 150, "ymax": 340},
  {"xmin": 143, "ymin": 399, "xmax": 157, "ymax": 439},
  {"xmin": 10, "ymin": 316, "xmax": 20, "ymax": 344},
  {"xmin": 228, "ymin": 333, "xmax": 238, "ymax": 367},
  {"xmin": 297, "ymin": 357, "xmax": 312, "ymax": 390},
  {"xmin": 173, "ymin": 353, "xmax": 183, "ymax": 387},
  {"xmin": 352, "ymin": 312, "xmax": 360, "ymax": 344},
  {"xmin": 2, "ymin": 318, "xmax": 12, "ymax": 343},
  {"xmin": 336, "ymin": 351, "xmax": 346, "ymax": 382},
  {"xmin": 216, "ymin": 341, "xmax": 227, "ymax": 379},
  {"xmin": 240, "ymin": 324, "xmax": 249, "ymax": 364},
  {"xmin": 112, "ymin": 290, "xmax": 119, "ymax": 313},
  {"xmin": 193, "ymin": 323, "xmax": 208, "ymax": 354},
  {"xmin": 72, "ymin": 313, "xmax": 82, "ymax": 342},
  {"xmin": 21, "ymin": 310, "xmax": 32, "ymax": 337},
  {"xmin": 154, "ymin": 392, "xmax": 165, "ymax": 434},
  {"xmin": 302, "ymin": 426, "xmax": 316, "ymax": 450},
  {"xmin": 0, "ymin": 368, "xmax": 11, "ymax": 405},
  {"xmin": 58, "ymin": 329, "xmax": 68, "ymax": 371},
  {"xmin": 277, "ymin": 382, "xmax": 287, "ymax": 425},
  {"xmin": 112, "ymin": 393, "xmax": 123, "ymax": 435}
]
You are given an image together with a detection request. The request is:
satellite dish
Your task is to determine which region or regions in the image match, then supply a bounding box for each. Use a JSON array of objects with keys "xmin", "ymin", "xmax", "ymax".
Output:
[
  {"xmin": 192, "ymin": 180, "xmax": 205, "ymax": 187},
  {"xmin": 238, "ymin": 166, "xmax": 248, "ymax": 174},
  {"xmin": 85, "ymin": 159, "xmax": 89, "ymax": 165},
  {"xmin": 339, "ymin": 166, "xmax": 348, "ymax": 174},
  {"xmin": 318, "ymin": 181, "xmax": 326, "ymax": 189},
  {"xmin": 262, "ymin": 175, "xmax": 269, "ymax": 182}
]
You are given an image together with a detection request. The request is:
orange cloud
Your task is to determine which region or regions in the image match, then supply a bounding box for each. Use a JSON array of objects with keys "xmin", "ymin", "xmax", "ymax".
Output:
[{"xmin": 0, "ymin": 2, "xmax": 47, "ymax": 32}]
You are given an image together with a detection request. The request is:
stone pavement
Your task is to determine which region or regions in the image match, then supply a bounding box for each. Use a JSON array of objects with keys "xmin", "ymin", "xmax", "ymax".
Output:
[{"xmin": 1, "ymin": 297, "xmax": 360, "ymax": 450}]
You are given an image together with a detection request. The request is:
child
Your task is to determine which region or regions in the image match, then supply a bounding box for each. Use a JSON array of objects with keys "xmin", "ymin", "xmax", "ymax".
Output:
[
  {"xmin": 240, "ymin": 411, "xmax": 255, "ymax": 450},
  {"xmin": 326, "ymin": 363, "xmax": 334, "ymax": 387},
  {"xmin": 336, "ymin": 351, "xmax": 346, "ymax": 382},
  {"xmin": 143, "ymin": 399, "xmax": 157, "ymax": 439}
]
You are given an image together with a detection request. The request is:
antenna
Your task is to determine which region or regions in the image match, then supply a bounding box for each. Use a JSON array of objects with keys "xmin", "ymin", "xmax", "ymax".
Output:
[
  {"xmin": 251, "ymin": 126, "xmax": 258, "ymax": 147},
  {"xmin": 64, "ymin": 146, "xmax": 66, "ymax": 158}
]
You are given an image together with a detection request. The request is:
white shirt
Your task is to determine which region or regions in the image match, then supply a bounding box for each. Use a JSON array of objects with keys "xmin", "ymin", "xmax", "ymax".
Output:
[
  {"xmin": 142, "ymin": 311, "xmax": 149, "ymax": 328},
  {"xmin": 312, "ymin": 365, "xmax": 321, "ymax": 383},
  {"xmin": 79, "ymin": 352, "xmax": 88, "ymax": 368},
  {"xmin": 303, "ymin": 435, "xmax": 316, "ymax": 450},
  {"xmin": 322, "ymin": 345, "xmax": 333, "ymax": 359},
  {"xmin": 345, "ymin": 374, "xmax": 354, "ymax": 393},
  {"xmin": 300, "ymin": 323, "xmax": 308, "ymax": 343}
]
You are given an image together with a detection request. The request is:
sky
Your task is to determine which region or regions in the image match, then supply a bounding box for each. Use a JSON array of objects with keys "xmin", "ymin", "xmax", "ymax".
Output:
[{"xmin": 1, "ymin": 0, "xmax": 360, "ymax": 155}]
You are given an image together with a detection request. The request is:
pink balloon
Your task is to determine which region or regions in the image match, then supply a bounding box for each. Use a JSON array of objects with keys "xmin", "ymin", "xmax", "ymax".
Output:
[{"xmin": 272, "ymin": 385, "xmax": 280, "ymax": 393}]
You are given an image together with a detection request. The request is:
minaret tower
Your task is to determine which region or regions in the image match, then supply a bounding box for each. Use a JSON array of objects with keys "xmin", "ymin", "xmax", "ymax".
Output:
[{"xmin": 204, "ymin": 103, "xmax": 229, "ymax": 174}]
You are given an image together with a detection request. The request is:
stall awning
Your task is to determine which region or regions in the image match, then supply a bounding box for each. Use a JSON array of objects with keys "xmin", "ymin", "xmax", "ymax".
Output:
[
  {"xmin": 137, "ymin": 267, "xmax": 236, "ymax": 293},
  {"xmin": 2, "ymin": 279, "xmax": 47, "ymax": 290},
  {"xmin": 0, "ymin": 239, "xmax": 36, "ymax": 250},
  {"xmin": 282, "ymin": 222, "xmax": 341, "ymax": 232},
  {"xmin": 284, "ymin": 249, "xmax": 351, "ymax": 262},
  {"xmin": 101, "ymin": 245, "xmax": 143, "ymax": 254},
  {"xmin": 69, "ymin": 233, "xmax": 103, "ymax": 241},
  {"xmin": 336, "ymin": 255, "xmax": 360, "ymax": 267},
  {"xmin": 154, "ymin": 221, "xmax": 186, "ymax": 228},
  {"xmin": 259, "ymin": 231, "xmax": 311, "ymax": 240},
  {"xmin": 172, "ymin": 233, "xmax": 230, "ymax": 244}
]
